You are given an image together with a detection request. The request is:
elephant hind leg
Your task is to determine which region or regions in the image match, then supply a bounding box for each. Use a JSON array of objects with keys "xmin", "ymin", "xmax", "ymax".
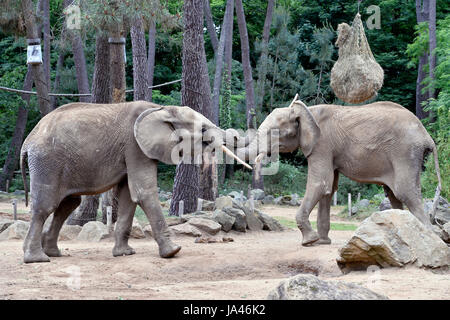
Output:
[
  {"xmin": 42, "ymin": 196, "xmax": 81, "ymax": 257},
  {"xmin": 383, "ymin": 185, "xmax": 403, "ymax": 209},
  {"xmin": 316, "ymin": 171, "xmax": 340, "ymax": 245},
  {"xmin": 112, "ymin": 179, "xmax": 137, "ymax": 257}
]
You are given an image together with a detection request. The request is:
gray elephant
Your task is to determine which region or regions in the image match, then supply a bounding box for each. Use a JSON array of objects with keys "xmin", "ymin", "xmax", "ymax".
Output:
[
  {"xmin": 238, "ymin": 99, "xmax": 442, "ymax": 246},
  {"xmin": 20, "ymin": 101, "xmax": 248, "ymax": 263}
]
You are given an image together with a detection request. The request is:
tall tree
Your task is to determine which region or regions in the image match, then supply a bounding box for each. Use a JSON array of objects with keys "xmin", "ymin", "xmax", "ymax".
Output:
[
  {"xmin": 235, "ymin": 0, "xmax": 256, "ymax": 129},
  {"xmin": 255, "ymin": 0, "xmax": 276, "ymax": 113},
  {"xmin": 41, "ymin": 0, "xmax": 51, "ymax": 92},
  {"xmin": 211, "ymin": 0, "xmax": 234, "ymax": 125},
  {"xmin": 21, "ymin": 0, "xmax": 51, "ymax": 116},
  {"xmin": 147, "ymin": 20, "xmax": 157, "ymax": 101},
  {"xmin": 0, "ymin": 67, "xmax": 33, "ymax": 191},
  {"xmin": 428, "ymin": 0, "xmax": 436, "ymax": 100},
  {"xmin": 131, "ymin": 15, "xmax": 150, "ymax": 101},
  {"xmin": 204, "ymin": 0, "xmax": 219, "ymax": 55},
  {"xmin": 170, "ymin": 0, "xmax": 210, "ymax": 214},
  {"xmin": 415, "ymin": 0, "xmax": 430, "ymax": 119}
]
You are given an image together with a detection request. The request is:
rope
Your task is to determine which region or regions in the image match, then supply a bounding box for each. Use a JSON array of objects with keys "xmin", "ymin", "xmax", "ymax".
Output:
[{"xmin": 0, "ymin": 79, "xmax": 182, "ymax": 97}]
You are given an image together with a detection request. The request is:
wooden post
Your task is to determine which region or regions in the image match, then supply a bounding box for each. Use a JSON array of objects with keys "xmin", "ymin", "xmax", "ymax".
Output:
[
  {"xmin": 240, "ymin": 190, "xmax": 244, "ymax": 206},
  {"xmin": 12, "ymin": 199, "xmax": 17, "ymax": 220},
  {"xmin": 249, "ymin": 195, "xmax": 255, "ymax": 214},
  {"xmin": 348, "ymin": 193, "xmax": 352, "ymax": 217},
  {"xmin": 178, "ymin": 200, "xmax": 184, "ymax": 217},
  {"xmin": 197, "ymin": 198, "xmax": 203, "ymax": 211},
  {"xmin": 247, "ymin": 184, "xmax": 251, "ymax": 199},
  {"xmin": 333, "ymin": 192, "xmax": 337, "ymax": 206},
  {"xmin": 5, "ymin": 180, "xmax": 9, "ymax": 193},
  {"xmin": 357, "ymin": 192, "xmax": 361, "ymax": 202},
  {"xmin": 106, "ymin": 206, "xmax": 112, "ymax": 233}
]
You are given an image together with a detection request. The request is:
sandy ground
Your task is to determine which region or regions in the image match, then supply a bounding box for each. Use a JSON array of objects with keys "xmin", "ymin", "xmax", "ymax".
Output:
[{"xmin": 0, "ymin": 199, "xmax": 449, "ymax": 300}]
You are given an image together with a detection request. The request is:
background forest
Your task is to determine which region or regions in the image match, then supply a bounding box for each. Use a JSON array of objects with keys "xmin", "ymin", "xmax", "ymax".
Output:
[{"xmin": 0, "ymin": 0, "xmax": 448, "ymax": 205}]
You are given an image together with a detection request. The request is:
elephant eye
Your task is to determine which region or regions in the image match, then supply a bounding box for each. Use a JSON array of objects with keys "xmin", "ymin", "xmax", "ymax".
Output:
[{"xmin": 295, "ymin": 118, "xmax": 300, "ymax": 127}]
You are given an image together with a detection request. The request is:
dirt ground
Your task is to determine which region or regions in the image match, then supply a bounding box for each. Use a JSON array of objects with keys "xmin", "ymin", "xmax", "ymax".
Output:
[{"xmin": 0, "ymin": 200, "xmax": 449, "ymax": 300}]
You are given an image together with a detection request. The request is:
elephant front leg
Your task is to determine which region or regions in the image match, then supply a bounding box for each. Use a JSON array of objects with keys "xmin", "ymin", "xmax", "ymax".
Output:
[{"xmin": 139, "ymin": 193, "xmax": 181, "ymax": 258}]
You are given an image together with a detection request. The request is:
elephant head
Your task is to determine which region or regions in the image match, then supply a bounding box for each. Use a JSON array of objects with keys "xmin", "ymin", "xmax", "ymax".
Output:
[
  {"xmin": 237, "ymin": 96, "xmax": 321, "ymax": 165},
  {"xmin": 134, "ymin": 105, "xmax": 250, "ymax": 168}
]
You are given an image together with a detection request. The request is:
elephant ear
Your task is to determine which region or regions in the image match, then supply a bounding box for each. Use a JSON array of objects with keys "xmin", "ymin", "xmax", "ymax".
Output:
[
  {"xmin": 293, "ymin": 101, "xmax": 320, "ymax": 158},
  {"xmin": 134, "ymin": 107, "xmax": 179, "ymax": 164}
]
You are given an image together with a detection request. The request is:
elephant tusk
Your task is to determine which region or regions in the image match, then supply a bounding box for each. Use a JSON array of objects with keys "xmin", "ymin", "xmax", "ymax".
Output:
[
  {"xmin": 288, "ymin": 93, "xmax": 299, "ymax": 108},
  {"xmin": 221, "ymin": 145, "xmax": 252, "ymax": 170}
]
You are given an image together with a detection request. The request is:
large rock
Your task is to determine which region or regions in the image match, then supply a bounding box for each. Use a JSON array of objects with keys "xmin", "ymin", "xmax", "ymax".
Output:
[
  {"xmin": 212, "ymin": 210, "xmax": 235, "ymax": 232},
  {"xmin": 222, "ymin": 207, "xmax": 247, "ymax": 232},
  {"xmin": 215, "ymin": 196, "xmax": 233, "ymax": 210},
  {"xmin": 130, "ymin": 218, "xmax": 146, "ymax": 239},
  {"xmin": 143, "ymin": 225, "xmax": 153, "ymax": 238},
  {"xmin": 379, "ymin": 198, "xmax": 392, "ymax": 211},
  {"xmin": 254, "ymin": 209, "xmax": 284, "ymax": 231},
  {"xmin": 250, "ymin": 189, "xmax": 265, "ymax": 200},
  {"xmin": 337, "ymin": 210, "xmax": 450, "ymax": 272},
  {"xmin": 262, "ymin": 195, "xmax": 275, "ymax": 205},
  {"xmin": 170, "ymin": 223, "xmax": 202, "ymax": 237},
  {"xmin": 0, "ymin": 220, "xmax": 30, "ymax": 240},
  {"xmin": 0, "ymin": 219, "xmax": 14, "ymax": 233},
  {"xmin": 267, "ymin": 274, "xmax": 388, "ymax": 300},
  {"xmin": 77, "ymin": 221, "xmax": 109, "ymax": 242},
  {"xmin": 187, "ymin": 217, "xmax": 221, "ymax": 235},
  {"xmin": 228, "ymin": 191, "xmax": 247, "ymax": 202},
  {"xmin": 241, "ymin": 202, "xmax": 264, "ymax": 231},
  {"xmin": 198, "ymin": 199, "xmax": 215, "ymax": 211},
  {"xmin": 357, "ymin": 199, "xmax": 370, "ymax": 208},
  {"xmin": 59, "ymin": 225, "xmax": 82, "ymax": 241}
]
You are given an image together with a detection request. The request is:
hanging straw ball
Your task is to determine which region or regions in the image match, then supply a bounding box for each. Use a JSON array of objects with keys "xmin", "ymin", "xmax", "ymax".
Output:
[{"xmin": 330, "ymin": 13, "xmax": 384, "ymax": 104}]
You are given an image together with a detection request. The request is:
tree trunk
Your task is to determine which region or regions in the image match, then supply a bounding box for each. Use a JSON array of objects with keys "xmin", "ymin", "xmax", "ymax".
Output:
[
  {"xmin": 415, "ymin": 0, "xmax": 430, "ymax": 119},
  {"xmin": 255, "ymin": 0, "xmax": 275, "ymax": 113},
  {"xmin": 0, "ymin": 67, "xmax": 33, "ymax": 191},
  {"xmin": 204, "ymin": 0, "xmax": 219, "ymax": 55},
  {"xmin": 42, "ymin": 0, "xmax": 51, "ymax": 92},
  {"xmin": 21, "ymin": 0, "xmax": 51, "ymax": 116},
  {"xmin": 147, "ymin": 20, "xmax": 157, "ymax": 101},
  {"xmin": 235, "ymin": 0, "xmax": 256, "ymax": 129},
  {"xmin": 428, "ymin": 0, "xmax": 436, "ymax": 100},
  {"xmin": 211, "ymin": 0, "xmax": 234, "ymax": 125},
  {"xmin": 71, "ymin": 33, "xmax": 91, "ymax": 103},
  {"xmin": 131, "ymin": 16, "xmax": 149, "ymax": 101},
  {"xmin": 170, "ymin": 0, "xmax": 209, "ymax": 215},
  {"xmin": 50, "ymin": 52, "xmax": 65, "ymax": 109},
  {"xmin": 109, "ymin": 25, "xmax": 126, "ymax": 103}
]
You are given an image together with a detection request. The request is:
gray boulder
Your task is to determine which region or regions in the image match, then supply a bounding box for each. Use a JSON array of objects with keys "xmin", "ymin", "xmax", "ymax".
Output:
[
  {"xmin": 337, "ymin": 210, "xmax": 450, "ymax": 272},
  {"xmin": 77, "ymin": 221, "xmax": 109, "ymax": 242},
  {"xmin": 222, "ymin": 207, "xmax": 247, "ymax": 232},
  {"xmin": 241, "ymin": 202, "xmax": 264, "ymax": 231},
  {"xmin": 215, "ymin": 196, "xmax": 233, "ymax": 210},
  {"xmin": 212, "ymin": 210, "xmax": 235, "ymax": 232},
  {"xmin": 379, "ymin": 198, "xmax": 392, "ymax": 211},
  {"xmin": 169, "ymin": 223, "xmax": 202, "ymax": 237},
  {"xmin": 267, "ymin": 274, "xmax": 388, "ymax": 300},
  {"xmin": 59, "ymin": 225, "xmax": 82, "ymax": 241},
  {"xmin": 198, "ymin": 199, "xmax": 215, "ymax": 211},
  {"xmin": 357, "ymin": 199, "xmax": 370, "ymax": 208},
  {"xmin": 262, "ymin": 195, "xmax": 275, "ymax": 205},
  {"xmin": 228, "ymin": 191, "xmax": 247, "ymax": 202},
  {"xmin": 143, "ymin": 225, "xmax": 153, "ymax": 238},
  {"xmin": 254, "ymin": 209, "xmax": 284, "ymax": 231},
  {"xmin": 0, "ymin": 219, "xmax": 14, "ymax": 233},
  {"xmin": 274, "ymin": 196, "xmax": 284, "ymax": 205},
  {"xmin": 13, "ymin": 190, "xmax": 25, "ymax": 195},
  {"xmin": 130, "ymin": 218, "xmax": 146, "ymax": 239},
  {"xmin": 0, "ymin": 220, "xmax": 30, "ymax": 240},
  {"xmin": 351, "ymin": 206, "xmax": 358, "ymax": 214},
  {"xmin": 187, "ymin": 217, "xmax": 221, "ymax": 235},
  {"xmin": 250, "ymin": 189, "xmax": 265, "ymax": 200}
]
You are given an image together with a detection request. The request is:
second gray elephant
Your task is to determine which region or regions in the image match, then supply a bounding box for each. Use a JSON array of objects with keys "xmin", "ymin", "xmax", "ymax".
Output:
[{"xmin": 238, "ymin": 100, "xmax": 442, "ymax": 246}]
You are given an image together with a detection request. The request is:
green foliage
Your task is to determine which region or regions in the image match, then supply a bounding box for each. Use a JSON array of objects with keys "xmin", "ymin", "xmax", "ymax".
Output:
[{"xmin": 336, "ymin": 176, "xmax": 383, "ymax": 205}]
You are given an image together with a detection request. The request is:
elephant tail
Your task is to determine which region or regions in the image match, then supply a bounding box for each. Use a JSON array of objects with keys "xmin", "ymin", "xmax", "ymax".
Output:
[
  {"xmin": 430, "ymin": 144, "xmax": 442, "ymax": 223},
  {"xmin": 20, "ymin": 150, "xmax": 28, "ymax": 207}
]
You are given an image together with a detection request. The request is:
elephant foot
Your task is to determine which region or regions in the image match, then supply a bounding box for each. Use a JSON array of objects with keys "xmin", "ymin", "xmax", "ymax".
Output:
[
  {"xmin": 24, "ymin": 250, "xmax": 51, "ymax": 264},
  {"xmin": 44, "ymin": 247, "xmax": 62, "ymax": 257},
  {"xmin": 112, "ymin": 245, "xmax": 136, "ymax": 257},
  {"xmin": 301, "ymin": 230, "xmax": 320, "ymax": 246},
  {"xmin": 316, "ymin": 237, "xmax": 332, "ymax": 245},
  {"xmin": 158, "ymin": 241, "xmax": 181, "ymax": 258}
]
